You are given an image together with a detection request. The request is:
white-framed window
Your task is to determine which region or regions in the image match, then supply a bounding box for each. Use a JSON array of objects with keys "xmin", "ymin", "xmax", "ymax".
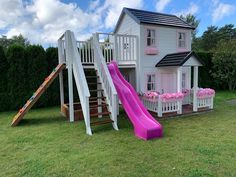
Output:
[
  {"xmin": 146, "ymin": 29, "xmax": 155, "ymax": 47},
  {"xmin": 178, "ymin": 32, "xmax": 186, "ymax": 48},
  {"xmin": 146, "ymin": 74, "xmax": 156, "ymax": 91},
  {"xmin": 182, "ymin": 73, "xmax": 186, "ymax": 89}
]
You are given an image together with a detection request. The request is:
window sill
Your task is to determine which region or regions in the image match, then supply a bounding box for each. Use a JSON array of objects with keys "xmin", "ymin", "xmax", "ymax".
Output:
[
  {"xmin": 145, "ymin": 47, "xmax": 158, "ymax": 55},
  {"xmin": 177, "ymin": 48, "xmax": 188, "ymax": 52}
]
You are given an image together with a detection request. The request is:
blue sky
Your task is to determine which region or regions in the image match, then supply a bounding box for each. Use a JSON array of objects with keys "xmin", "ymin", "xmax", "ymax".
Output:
[{"xmin": 0, "ymin": 0, "xmax": 235, "ymax": 46}]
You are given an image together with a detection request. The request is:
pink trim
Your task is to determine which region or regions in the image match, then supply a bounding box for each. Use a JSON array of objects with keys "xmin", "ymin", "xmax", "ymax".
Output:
[{"xmin": 145, "ymin": 47, "xmax": 158, "ymax": 55}]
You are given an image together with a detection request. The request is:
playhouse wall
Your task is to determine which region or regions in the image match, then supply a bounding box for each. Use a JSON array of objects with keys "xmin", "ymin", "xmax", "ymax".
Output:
[
  {"xmin": 115, "ymin": 13, "xmax": 140, "ymax": 36},
  {"xmin": 115, "ymin": 14, "xmax": 193, "ymax": 93},
  {"xmin": 138, "ymin": 24, "xmax": 192, "ymax": 93}
]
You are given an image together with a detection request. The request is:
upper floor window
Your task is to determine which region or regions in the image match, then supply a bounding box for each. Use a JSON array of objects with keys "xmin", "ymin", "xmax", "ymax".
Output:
[
  {"xmin": 178, "ymin": 32, "xmax": 186, "ymax": 48},
  {"xmin": 147, "ymin": 74, "xmax": 156, "ymax": 91},
  {"xmin": 147, "ymin": 29, "xmax": 155, "ymax": 47}
]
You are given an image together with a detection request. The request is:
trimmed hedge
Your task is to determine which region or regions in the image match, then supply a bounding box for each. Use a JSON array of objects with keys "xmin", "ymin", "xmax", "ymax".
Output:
[
  {"xmin": 25, "ymin": 45, "xmax": 48, "ymax": 107},
  {"xmin": 0, "ymin": 46, "xmax": 9, "ymax": 111},
  {"xmin": 6, "ymin": 45, "xmax": 28, "ymax": 110}
]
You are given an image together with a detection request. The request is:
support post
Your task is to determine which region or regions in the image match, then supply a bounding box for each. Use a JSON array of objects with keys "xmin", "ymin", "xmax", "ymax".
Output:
[
  {"xmin": 135, "ymin": 36, "xmax": 140, "ymax": 92},
  {"xmin": 65, "ymin": 30, "xmax": 74, "ymax": 122},
  {"xmin": 177, "ymin": 67, "xmax": 182, "ymax": 92},
  {"xmin": 58, "ymin": 39, "xmax": 65, "ymax": 111},
  {"xmin": 177, "ymin": 67, "xmax": 182, "ymax": 114},
  {"xmin": 157, "ymin": 97, "xmax": 162, "ymax": 117},
  {"xmin": 113, "ymin": 34, "xmax": 118, "ymax": 62},
  {"xmin": 193, "ymin": 66, "xmax": 198, "ymax": 112}
]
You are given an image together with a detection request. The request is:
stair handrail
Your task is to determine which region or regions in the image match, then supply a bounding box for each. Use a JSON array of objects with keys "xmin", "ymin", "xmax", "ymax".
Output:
[
  {"xmin": 92, "ymin": 33, "xmax": 118, "ymax": 130},
  {"xmin": 63, "ymin": 30, "xmax": 92, "ymax": 135}
]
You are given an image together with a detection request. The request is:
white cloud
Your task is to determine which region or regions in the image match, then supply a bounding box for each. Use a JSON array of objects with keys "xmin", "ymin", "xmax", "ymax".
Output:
[
  {"xmin": 101, "ymin": 0, "xmax": 143, "ymax": 29},
  {"xmin": 155, "ymin": 0, "xmax": 171, "ymax": 12},
  {"xmin": 0, "ymin": 0, "xmax": 25, "ymax": 28},
  {"xmin": 211, "ymin": 1, "xmax": 236, "ymax": 23},
  {"xmin": 174, "ymin": 3, "xmax": 199, "ymax": 16},
  {"xmin": 0, "ymin": 0, "xmax": 143, "ymax": 46}
]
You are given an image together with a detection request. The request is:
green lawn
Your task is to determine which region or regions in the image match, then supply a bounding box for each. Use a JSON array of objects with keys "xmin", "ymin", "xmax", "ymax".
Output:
[{"xmin": 0, "ymin": 91, "xmax": 236, "ymax": 177}]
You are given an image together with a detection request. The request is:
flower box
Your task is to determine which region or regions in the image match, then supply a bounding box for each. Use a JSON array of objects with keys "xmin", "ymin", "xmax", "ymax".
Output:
[{"xmin": 145, "ymin": 47, "xmax": 158, "ymax": 55}]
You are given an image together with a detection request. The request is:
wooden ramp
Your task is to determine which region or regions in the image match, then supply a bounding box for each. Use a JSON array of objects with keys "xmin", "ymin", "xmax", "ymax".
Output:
[{"xmin": 11, "ymin": 63, "xmax": 66, "ymax": 126}]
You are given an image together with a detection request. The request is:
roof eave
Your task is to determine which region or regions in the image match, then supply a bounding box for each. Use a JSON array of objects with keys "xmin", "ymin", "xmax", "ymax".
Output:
[
  {"xmin": 140, "ymin": 22, "xmax": 195, "ymax": 30},
  {"xmin": 114, "ymin": 7, "xmax": 141, "ymax": 33}
]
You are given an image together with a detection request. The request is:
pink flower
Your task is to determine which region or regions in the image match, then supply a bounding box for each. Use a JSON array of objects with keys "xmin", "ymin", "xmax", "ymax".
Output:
[{"xmin": 197, "ymin": 88, "xmax": 215, "ymax": 98}]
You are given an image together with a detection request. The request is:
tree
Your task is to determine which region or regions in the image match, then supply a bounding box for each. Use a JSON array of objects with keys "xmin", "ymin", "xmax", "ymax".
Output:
[
  {"xmin": 217, "ymin": 24, "xmax": 236, "ymax": 41},
  {"xmin": 200, "ymin": 26, "xmax": 218, "ymax": 51},
  {"xmin": 180, "ymin": 14, "xmax": 200, "ymax": 39},
  {"xmin": 212, "ymin": 39, "xmax": 236, "ymax": 90},
  {"xmin": 0, "ymin": 34, "xmax": 29, "ymax": 49}
]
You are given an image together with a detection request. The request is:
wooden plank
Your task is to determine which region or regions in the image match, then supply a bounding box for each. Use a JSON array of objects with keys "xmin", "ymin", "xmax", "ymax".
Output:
[{"xmin": 11, "ymin": 63, "xmax": 66, "ymax": 126}]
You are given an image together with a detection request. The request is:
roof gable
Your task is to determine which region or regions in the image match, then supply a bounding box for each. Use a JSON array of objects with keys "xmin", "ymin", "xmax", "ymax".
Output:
[
  {"xmin": 155, "ymin": 51, "xmax": 204, "ymax": 67},
  {"xmin": 114, "ymin": 8, "xmax": 195, "ymax": 33}
]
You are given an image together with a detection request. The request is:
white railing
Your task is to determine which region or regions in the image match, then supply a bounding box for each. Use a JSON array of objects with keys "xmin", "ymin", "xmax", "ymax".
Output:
[
  {"xmin": 97, "ymin": 33, "xmax": 137, "ymax": 64},
  {"xmin": 115, "ymin": 34, "xmax": 138, "ymax": 63},
  {"xmin": 77, "ymin": 40, "xmax": 94, "ymax": 64},
  {"xmin": 92, "ymin": 33, "xmax": 118, "ymax": 130},
  {"xmin": 140, "ymin": 97, "xmax": 182, "ymax": 117},
  {"xmin": 197, "ymin": 96, "xmax": 214, "ymax": 109},
  {"xmin": 59, "ymin": 30, "xmax": 92, "ymax": 135}
]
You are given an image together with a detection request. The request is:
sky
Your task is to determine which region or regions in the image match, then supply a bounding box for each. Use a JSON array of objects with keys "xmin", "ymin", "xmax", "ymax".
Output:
[{"xmin": 0, "ymin": 0, "xmax": 236, "ymax": 47}]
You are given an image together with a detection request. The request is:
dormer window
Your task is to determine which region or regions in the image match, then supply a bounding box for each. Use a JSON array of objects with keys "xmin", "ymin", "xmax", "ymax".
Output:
[
  {"xmin": 147, "ymin": 29, "xmax": 155, "ymax": 47},
  {"xmin": 178, "ymin": 32, "xmax": 186, "ymax": 48}
]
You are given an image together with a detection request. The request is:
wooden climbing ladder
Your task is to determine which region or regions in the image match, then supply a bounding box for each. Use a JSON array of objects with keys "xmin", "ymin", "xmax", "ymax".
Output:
[{"xmin": 11, "ymin": 63, "xmax": 66, "ymax": 126}]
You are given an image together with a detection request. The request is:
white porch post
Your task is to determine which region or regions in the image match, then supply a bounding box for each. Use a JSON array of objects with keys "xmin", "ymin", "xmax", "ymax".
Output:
[
  {"xmin": 65, "ymin": 30, "xmax": 74, "ymax": 122},
  {"xmin": 177, "ymin": 67, "xmax": 182, "ymax": 92},
  {"xmin": 193, "ymin": 66, "xmax": 198, "ymax": 112},
  {"xmin": 177, "ymin": 67, "xmax": 182, "ymax": 114},
  {"xmin": 58, "ymin": 39, "xmax": 65, "ymax": 111}
]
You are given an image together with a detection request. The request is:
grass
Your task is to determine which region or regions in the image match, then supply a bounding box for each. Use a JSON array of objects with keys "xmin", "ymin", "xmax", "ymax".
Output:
[{"xmin": 0, "ymin": 91, "xmax": 236, "ymax": 177}]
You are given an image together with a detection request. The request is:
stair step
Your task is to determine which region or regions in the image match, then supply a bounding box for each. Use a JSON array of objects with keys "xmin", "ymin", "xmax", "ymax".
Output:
[
  {"xmin": 88, "ymin": 82, "xmax": 102, "ymax": 85},
  {"xmin": 90, "ymin": 89, "xmax": 103, "ymax": 92},
  {"xmin": 90, "ymin": 111, "xmax": 111, "ymax": 117},
  {"xmin": 89, "ymin": 96, "xmax": 106, "ymax": 100},
  {"xmin": 90, "ymin": 96, "xmax": 106, "ymax": 100},
  {"xmin": 90, "ymin": 119, "xmax": 113, "ymax": 126},
  {"xmin": 86, "ymin": 76, "xmax": 99, "ymax": 79},
  {"xmin": 90, "ymin": 103, "xmax": 108, "ymax": 109}
]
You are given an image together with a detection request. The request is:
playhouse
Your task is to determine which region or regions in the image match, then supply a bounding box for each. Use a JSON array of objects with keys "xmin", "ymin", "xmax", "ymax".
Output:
[{"xmin": 11, "ymin": 8, "xmax": 215, "ymax": 140}]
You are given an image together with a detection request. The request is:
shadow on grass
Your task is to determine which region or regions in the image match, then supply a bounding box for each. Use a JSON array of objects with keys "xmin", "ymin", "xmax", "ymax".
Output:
[{"xmin": 18, "ymin": 116, "xmax": 67, "ymax": 127}]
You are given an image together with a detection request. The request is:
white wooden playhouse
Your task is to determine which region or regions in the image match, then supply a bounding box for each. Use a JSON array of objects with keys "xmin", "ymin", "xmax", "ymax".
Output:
[
  {"xmin": 12, "ymin": 8, "xmax": 215, "ymax": 137},
  {"xmin": 56, "ymin": 8, "xmax": 215, "ymax": 135}
]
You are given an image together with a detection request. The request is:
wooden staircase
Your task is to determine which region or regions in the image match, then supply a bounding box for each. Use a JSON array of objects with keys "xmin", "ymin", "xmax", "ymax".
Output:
[{"xmin": 62, "ymin": 68, "xmax": 114, "ymax": 127}]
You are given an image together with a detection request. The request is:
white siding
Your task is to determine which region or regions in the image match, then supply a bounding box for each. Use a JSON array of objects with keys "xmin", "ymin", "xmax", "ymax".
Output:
[
  {"xmin": 115, "ymin": 14, "xmax": 193, "ymax": 93},
  {"xmin": 138, "ymin": 24, "xmax": 192, "ymax": 92},
  {"xmin": 116, "ymin": 14, "xmax": 140, "ymax": 36}
]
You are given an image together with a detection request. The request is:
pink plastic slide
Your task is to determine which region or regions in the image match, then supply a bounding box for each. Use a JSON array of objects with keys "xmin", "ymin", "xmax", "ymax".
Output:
[{"xmin": 108, "ymin": 61, "xmax": 163, "ymax": 140}]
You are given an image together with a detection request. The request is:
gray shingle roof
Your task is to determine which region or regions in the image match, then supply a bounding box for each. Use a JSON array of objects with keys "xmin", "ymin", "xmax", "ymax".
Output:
[
  {"xmin": 114, "ymin": 8, "xmax": 195, "ymax": 33},
  {"xmin": 155, "ymin": 51, "xmax": 204, "ymax": 67}
]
